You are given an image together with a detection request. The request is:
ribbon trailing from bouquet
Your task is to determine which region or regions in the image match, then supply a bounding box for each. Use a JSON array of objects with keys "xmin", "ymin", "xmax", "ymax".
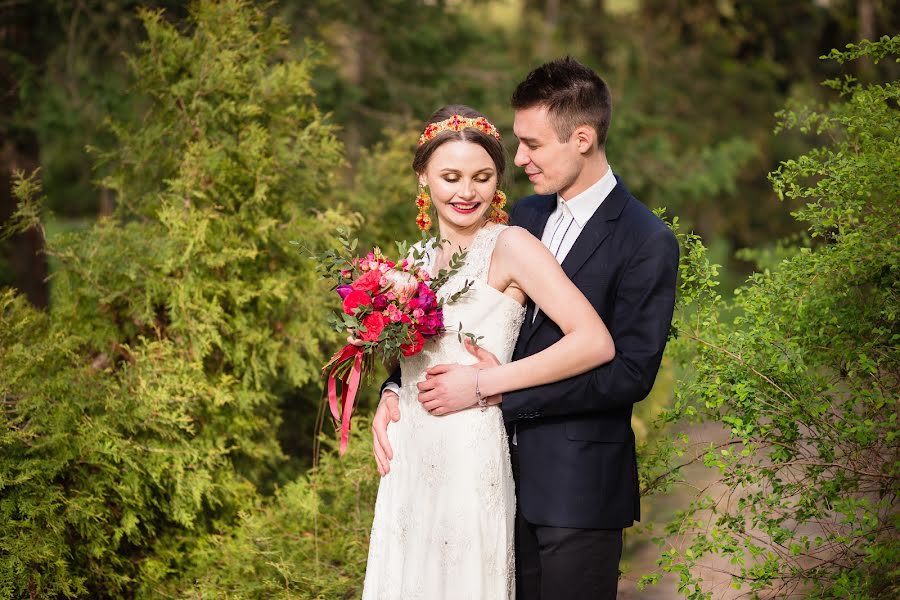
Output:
[{"xmin": 325, "ymin": 344, "xmax": 364, "ymax": 455}]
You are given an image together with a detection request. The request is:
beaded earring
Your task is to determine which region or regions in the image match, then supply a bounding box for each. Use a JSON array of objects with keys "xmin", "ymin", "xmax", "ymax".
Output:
[
  {"xmin": 415, "ymin": 185, "xmax": 432, "ymax": 231},
  {"xmin": 490, "ymin": 190, "xmax": 509, "ymax": 224}
]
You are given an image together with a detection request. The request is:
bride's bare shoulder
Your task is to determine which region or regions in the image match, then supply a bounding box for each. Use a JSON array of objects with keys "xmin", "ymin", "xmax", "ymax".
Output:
[{"xmin": 495, "ymin": 225, "xmax": 544, "ymax": 256}]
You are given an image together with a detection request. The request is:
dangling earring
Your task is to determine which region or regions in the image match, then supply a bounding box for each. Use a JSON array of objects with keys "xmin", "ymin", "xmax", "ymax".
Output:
[
  {"xmin": 490, "ymin": 190, "xmax": 509, "ymax": 224},
  {"xmin": 415, "ymin": 185, "xmax": 432, "ymax": 231}
]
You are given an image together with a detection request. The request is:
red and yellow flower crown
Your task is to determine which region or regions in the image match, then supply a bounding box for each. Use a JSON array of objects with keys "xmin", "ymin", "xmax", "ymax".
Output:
[{"xmin": 418, "ymin": 114, "xmax": 501, "ymax": 146}]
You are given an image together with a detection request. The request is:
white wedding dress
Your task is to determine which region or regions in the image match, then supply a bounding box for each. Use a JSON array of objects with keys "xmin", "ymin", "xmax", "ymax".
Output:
[{"xmin": 362, "ymin": 224, "xmax": 526, "ymax": 600}]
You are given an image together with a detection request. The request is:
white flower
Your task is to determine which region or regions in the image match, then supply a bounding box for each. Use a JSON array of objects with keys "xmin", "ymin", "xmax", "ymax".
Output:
[{"xmin": 381, "ymin": 269, "xmax": 419, "ymax": 303}]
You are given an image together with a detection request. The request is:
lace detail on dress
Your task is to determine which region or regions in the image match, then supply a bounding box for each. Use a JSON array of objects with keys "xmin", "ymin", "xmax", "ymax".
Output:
[{"xmin": 363, "ymin": 224, "xmax": 524, "ymax": 600}]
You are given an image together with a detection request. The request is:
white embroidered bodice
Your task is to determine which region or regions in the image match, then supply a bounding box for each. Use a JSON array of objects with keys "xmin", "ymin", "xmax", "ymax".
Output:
[{"xmin": 362, "ymin": 223, "xmax": 525, "ymax": 600}]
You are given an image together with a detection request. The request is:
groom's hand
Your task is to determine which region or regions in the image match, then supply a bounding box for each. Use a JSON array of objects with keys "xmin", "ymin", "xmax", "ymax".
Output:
[
  {"xmin": 418, "ymin": 339, "xmax": 503, "ymax": 415},
  {"xmin": 372, "ymin": 390, "xmax": 400, "ymax": 476}
]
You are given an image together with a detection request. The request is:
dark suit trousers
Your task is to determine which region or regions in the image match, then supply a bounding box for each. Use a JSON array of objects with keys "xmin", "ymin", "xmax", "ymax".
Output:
[{"xmin": 512, "ymin": 446, "xmax": 623, "ymax": 600}]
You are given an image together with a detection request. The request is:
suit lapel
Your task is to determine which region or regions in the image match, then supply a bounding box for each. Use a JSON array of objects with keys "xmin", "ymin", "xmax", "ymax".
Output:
[{"xmin": 526, "ymin": 181, "xmax": 630, "ymax": 340}]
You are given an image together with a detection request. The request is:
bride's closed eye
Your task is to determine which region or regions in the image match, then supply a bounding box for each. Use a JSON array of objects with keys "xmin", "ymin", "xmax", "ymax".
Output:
[{"xmin": 442, "ymin": 175, "xmax": 493, "ymax": 183}]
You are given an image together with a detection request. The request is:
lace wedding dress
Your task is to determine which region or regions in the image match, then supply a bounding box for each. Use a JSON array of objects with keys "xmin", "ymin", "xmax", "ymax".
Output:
[{"xmin": 362, "ymin": 224, "xmax": 526, "ymax": 600}]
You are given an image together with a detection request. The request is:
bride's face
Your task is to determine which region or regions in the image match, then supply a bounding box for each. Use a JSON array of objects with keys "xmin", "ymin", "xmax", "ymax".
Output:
[{"xmin": 419, "ymin": 140, "xmax": 497, "ymax": 232}]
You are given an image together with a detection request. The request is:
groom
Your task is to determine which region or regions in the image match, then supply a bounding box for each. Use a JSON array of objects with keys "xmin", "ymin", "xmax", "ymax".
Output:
[{"xmin": 373, "ymin": 57, "xmax": 678, "ymax": 599}]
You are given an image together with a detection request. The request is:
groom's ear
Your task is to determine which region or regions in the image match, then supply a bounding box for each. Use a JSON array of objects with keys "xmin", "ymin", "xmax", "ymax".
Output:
[{"xmin": 572, "ymin": 125, "xmax": 597, "ymax": 154}]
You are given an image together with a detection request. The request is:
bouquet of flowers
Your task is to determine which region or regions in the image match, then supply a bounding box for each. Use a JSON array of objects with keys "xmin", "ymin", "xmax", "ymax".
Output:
[{"xmin": 312, "ymin": 232, "xmax": 470, "ymax": 454}]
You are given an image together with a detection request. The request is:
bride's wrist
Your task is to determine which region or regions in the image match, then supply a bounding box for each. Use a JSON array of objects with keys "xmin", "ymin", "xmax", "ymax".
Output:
[
  {"xmin": 476, "ymin": 367, "xmax": 501, "ymax": 399},
  {"xmin": 475, "ymin": 369, "xmax": 488, "ymax": 410}
]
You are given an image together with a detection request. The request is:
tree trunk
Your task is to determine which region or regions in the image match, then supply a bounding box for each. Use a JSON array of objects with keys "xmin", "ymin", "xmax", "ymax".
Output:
[
  {"xmin": 99, "ymin": 187, "xmax": 114, "ymax": 216},
  {"xmin": 539, "ymin": 0, "xmax": 561, "ymax": 58},
  {"xmin": 858, "ymin": 0, "xmax": 875, "ymax": 42},
  {"xmin": 584, "ymin": 0, "xmax": 609, "ymax": 65},
  {"xmin": 0, "ymin": 1, "xmax": 50, "ymax": 308}
]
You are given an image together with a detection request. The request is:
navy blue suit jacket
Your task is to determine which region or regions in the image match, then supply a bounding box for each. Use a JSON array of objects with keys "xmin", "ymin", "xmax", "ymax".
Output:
[
  {"xmin": 382, "ymin": 177, "xmax": 678, "ymax": 529},
  {"xmin": 505, "ymin": 178, "xmax": 678, "ymax": 529}
]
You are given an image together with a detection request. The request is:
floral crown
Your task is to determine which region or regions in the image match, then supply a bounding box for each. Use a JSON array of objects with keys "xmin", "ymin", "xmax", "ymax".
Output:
[{"xmin": 418, "ymin": 114, "xmax": 501, "ymax": 146}]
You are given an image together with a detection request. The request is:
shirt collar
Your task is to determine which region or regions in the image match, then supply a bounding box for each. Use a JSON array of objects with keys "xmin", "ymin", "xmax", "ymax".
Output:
[{"xmin": 556, "ymin": 166, "xmax": 616, "ymax": 227}]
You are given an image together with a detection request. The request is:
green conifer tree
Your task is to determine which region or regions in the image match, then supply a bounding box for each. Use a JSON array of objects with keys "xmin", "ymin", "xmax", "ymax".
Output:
[{"xmin": 0, "ymin": 1, "xmax": 350, "ymax": 596}]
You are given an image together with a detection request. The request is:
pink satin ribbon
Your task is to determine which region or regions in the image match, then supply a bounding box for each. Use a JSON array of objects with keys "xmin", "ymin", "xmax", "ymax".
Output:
[{"xmin": 326, "ymin": 344, "xmax": 364, "ymax": 455}]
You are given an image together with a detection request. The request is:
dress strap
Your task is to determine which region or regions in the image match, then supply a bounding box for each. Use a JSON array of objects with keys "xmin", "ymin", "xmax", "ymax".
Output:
[{"xmin": 464, "ymin": 224, "xmax": 505, "ymax": 284}]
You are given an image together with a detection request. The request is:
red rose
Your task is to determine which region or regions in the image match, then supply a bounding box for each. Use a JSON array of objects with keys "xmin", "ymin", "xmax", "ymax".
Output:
[
  {"xmin": 400, "ymin": 330, "xmax": 425, "ymax": 357},
  {"xmin": 359, "ymin": 312, "xmax": 386, "ymax": 342},
  {"xmin": 352, "ymin": 270, "xmax": 383, "ymax": 294},
  {"xmin": 343, "ymin": 290, "xmax": 373, "ymax": 315}
]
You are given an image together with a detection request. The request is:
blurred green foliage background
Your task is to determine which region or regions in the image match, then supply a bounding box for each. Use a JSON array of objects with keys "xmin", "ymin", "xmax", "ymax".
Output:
[{"xmin": 0, "ymin": 1, "xmax": 897, "ymax": 598}]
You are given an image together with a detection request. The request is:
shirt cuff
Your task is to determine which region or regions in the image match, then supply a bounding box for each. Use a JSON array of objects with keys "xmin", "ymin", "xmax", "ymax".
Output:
[{"xmin": 383, "ymin": 382, "xmax": 401, "ymax": 397}]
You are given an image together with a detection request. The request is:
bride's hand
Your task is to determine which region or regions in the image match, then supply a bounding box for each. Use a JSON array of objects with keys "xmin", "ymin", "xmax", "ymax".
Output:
[{"xmin": 417, "ymin": 364, "xmax": 478, "ymax": 415}]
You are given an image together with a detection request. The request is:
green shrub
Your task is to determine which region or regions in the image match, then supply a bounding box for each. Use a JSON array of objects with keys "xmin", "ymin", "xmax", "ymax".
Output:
[{"xmin": 641, "ymin": 36, "xmax": 900, "ymax": 599}]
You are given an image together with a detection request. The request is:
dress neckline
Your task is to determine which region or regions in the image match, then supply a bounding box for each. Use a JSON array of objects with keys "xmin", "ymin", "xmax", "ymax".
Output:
[
  {"xmin": 428, "ymin": 222, "xmax": 502, "ymax": 274},
  {"xmin": 446, "ymin": 221, "xmax": 500, "ymax": 250}
]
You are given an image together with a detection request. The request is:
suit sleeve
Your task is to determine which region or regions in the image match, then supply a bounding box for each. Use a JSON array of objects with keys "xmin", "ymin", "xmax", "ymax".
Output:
[
  {"xmin": 502, "ymin": 227, "xmax": 679, "ymax": 419},
  {"xmin": 380, "ymin": 367, "xmax": 401, "ymax": 394}
]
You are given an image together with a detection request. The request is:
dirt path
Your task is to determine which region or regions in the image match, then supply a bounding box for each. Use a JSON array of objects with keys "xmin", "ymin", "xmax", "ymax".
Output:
[{"xmin": 617, "ymin": 422, "xmax": 742, "ymax": 599}]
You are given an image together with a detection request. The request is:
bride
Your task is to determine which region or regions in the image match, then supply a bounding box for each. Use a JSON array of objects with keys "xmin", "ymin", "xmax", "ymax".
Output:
[{"xmin": 361, "ymin": 105, "xmax": 615, "ymax": 599}]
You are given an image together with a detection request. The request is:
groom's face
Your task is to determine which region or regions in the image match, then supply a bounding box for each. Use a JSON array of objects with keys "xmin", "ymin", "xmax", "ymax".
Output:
[{"xmin": 513, "ymin": 105, "xmax": 583, "ymax": 198}]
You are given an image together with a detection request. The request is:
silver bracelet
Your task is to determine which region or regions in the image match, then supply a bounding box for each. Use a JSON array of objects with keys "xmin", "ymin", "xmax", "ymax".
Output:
[{"xmin": 475, "ymin": 369, "xmax": 487, "ymax": 412}]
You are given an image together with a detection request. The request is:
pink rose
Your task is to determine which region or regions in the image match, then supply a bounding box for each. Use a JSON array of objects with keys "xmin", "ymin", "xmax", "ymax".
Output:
[
  {"xmin": 385, "ymin": 304, "xmax": 403, "ymax": 322},
  {"xmin": 416, "ymin": 283, "xmax": 437, "ymax": 311}
]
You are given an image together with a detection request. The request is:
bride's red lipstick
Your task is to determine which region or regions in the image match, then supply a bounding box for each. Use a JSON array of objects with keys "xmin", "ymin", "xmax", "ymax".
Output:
[{"xmin": 450, "ymin": 203, "xmax": 480, "ymax": 214}]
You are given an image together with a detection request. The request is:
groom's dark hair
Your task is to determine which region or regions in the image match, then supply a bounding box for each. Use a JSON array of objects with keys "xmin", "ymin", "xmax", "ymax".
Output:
[{"xmin": 512, "ymin": 57, "xmax": 612, "ymax": 147}]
